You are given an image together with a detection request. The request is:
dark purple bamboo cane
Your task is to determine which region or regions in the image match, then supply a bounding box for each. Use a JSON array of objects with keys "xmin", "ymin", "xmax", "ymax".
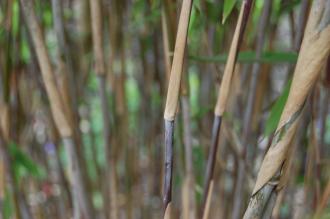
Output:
[{"xmin": 200, "ymin": 0, "xmax": 253, "ymax": 216}]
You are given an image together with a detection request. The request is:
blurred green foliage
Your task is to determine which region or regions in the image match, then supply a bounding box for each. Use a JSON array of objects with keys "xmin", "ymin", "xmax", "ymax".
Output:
[{"xmin": 8, "ymin": 142, "xmax": 46, "ymax": 181}]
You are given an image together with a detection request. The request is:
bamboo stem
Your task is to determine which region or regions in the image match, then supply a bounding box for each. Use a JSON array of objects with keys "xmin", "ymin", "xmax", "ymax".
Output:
[
  {"xmin": 164, "ymin": 0, "xmax": 193, "ymax": 121},
  {"xmin": 163, "ymin": 119, "xmax": 174, "ymax": 212},
  {"xmin": 202, "ymin": 180, "xmax": 214, "ymax": 219},
  {"xmin": 232, "ymin": 1, "xmax": 271, "ymax": 218},
  {"xmin": 163, "ymin": 0, "xmax": 193, "ymax": 215},
  {"xmin": 90, "ymin": 0, "xmax": 105, "ymax": 76},
  {"xmin": 243, "ymin": 1, "xmax": 330, "ymax": 218},
  {"xmin": 0, "ymin": 134, "xmax": 22, "ymax": 219},
  {"xmin": 181, "ymin": 71, "xmax": 196, "ymax": 218},
  {"xmin": 20, "ymin": 0, "xmax": 93, "ymax": 218},
  {"xmin": 201, "ymin": 0, "xmax": 253, "ymax": 216},
  {"xmin": 97, "ymin": 75, "xmax": 117, "ymax": 219}
]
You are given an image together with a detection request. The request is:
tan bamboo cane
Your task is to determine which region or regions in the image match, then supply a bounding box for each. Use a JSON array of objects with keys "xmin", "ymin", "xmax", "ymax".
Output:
[
  {"xmin": 0, "ymin": 103, "xmax": 22, "ymax": 219},
  {"xmin": 20, "ymin": 1, "xmax": 93, "ymax": 218},
  {"xmin": 243, "ymin": 1, "xmax": 330, "ymax": 218},
  {"xmin": 163, "ymin": 0, "xmax": 193, "ymax": 217},
  {"xmin": 201, "ymin": 1, "xmax": 253, "ymax": 217},
  {"xmin": 181, "ymin": 64, "xmax": 196, "ymax": 219},
  {"xmin": 89, "ymin": 0, "xmax": 119, "ymax": 218}
]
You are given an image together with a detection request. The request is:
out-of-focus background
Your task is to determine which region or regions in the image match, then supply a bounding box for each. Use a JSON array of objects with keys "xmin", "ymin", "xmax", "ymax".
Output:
[{"xmin": 0, "ymin": 0, "xmax": 329, "ymax": 218}]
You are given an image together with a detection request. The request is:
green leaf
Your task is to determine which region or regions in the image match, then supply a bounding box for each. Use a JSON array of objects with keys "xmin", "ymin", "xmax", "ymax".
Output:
[
  {"xmin": 8, "ymin": 142, "xmax": 46, "ymax": 180},
  {"xmin": 12, "ymin": 1, "xmax": 19, "ymax": 36},
  {"xmin": 223, "ymin": 0, "xmax": 238, "ymax": 23},
  {"xmin": 188, "ymin": 4, "xmax": 198, "ymax": 36},
  {"xmin": 205, "ymin": 1, "xmax": 222, "ymax": 23},
  {"xmin": 264, "ymin": 80, "xmax": 292, "ymax": 136},
  {"xmin": 189, "ymin": 51, "xmax": 298, "ymax": 63}
]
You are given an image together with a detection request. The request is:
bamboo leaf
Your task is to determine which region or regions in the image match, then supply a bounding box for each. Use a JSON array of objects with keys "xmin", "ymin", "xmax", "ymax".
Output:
[
  {"xmin": 264, "ymin": 80, "xmax": 291, "ymax": 136},
  {"xmin": 189, "ymin": 51, "xmax": 298, "ymax": 63},
  {"xmin": 8, "ymin": 142, "xmax": 46, "ymax": 179},
  {"xmin": 205, "ymin": 1, "xmax": 222, "ymax": 23},
  {"xmin": 223, "ymin": 0, "xmax": 238, "ymax": 23},
  {"xmin": 188, "ymin": 4, "xmax": 198, "ymax": 36}
]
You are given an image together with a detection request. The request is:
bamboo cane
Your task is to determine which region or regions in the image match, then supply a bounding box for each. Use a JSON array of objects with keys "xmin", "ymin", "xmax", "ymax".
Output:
[
  {"xmin": 0, "ymin": 103, "xmax": 22, "ymax": 219},
  {"xmin": 89, "ymin": 0, "xmax": 118, "ymax": 218},
  {"xmin": 243, "ymin": 1, "xmax": 330, "ymax": 218},
  {"xmin": 201, "ymin": 1, "xmax": 253, "ymax": 216},
  {"xmin": 163, "ymin": 0, "xmax": 193, "ymax": 216},
  {"xmin": 231, "ymin": 1, "xmax": 272, "ymax": 218},
  {"xmin": 20, "ymin": 1, "xmax": 94, "ymax": 218},
  {"xmin": 181, "ymin": 63, "xmax": 196, "ymax": 219}
]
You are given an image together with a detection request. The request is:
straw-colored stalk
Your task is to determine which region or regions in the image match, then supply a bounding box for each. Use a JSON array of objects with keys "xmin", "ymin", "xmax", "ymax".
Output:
[
  {"xmin": 163, "ymin": 0, "xmax": 193, "ymax": 216},
  {"xmin": 214, "ymin": 0, "xmax": 252, "ymax": 117},
  {"xmin": 90, "ymin": 0, "xmax": 105, "ymax": 76},
  {"xmin": 201, "ymin": 1, "xmax": 253, "ymax": 216},
  {"xmin": 182, "ymin": 175, "xmax": 196, "ymax": 219},
  {"xmin": 89, "ymin": 0, "xmax": 118, "ymax": 218},
  {"xmin": 202, "ymin": 180, "xmax": 214, "ymax": 219},
  {"xmin": 20, "ymin": 0, "xmax": 93, "ymax": 218},
  {"xmin": 164, "ymin": 0, "xmax": 192, "ymax": 121},
  {"xmin": 161, "ymin": 8, "xmax": 172, "ymax": 81},
  {"xmin": 232, "ymin": 1, "xmax": 271, "ymax": 218},
  {"xmin": 314, "ymin": 179, "xmax": 330, "ymax": 217},
  {"xmin": 20, "ymin": 0, "xmax": 72, "ymax": 138},
  {"xmin": 243, "ymin": 1, "xmax": 330, "ymax": 218},
  {"xmin": 181, "ymin": 71, "xmax": 196, "ymax": 219},
  {"xmin": 0, "ymin": 104, "xmax": 22, "ymax": 219}
]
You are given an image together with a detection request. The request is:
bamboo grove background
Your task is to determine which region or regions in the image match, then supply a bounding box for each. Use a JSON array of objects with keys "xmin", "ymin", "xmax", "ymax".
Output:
[{"xmin": 0, "ymin": 0, "xmax": 330, "ymax": 218}]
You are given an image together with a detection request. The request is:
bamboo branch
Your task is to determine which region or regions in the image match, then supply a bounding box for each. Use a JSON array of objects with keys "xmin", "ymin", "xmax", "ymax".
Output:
[
  {"xmin": 243, "ymin": 1, "xmax": 330, "ymax": 218},
  {"xmin": 200, "ymin": 0, "xmax": 253, "ymax": 216},
  {"xmin": 163, "ymin": 0, "xmax": 193, "ymax": 216}
]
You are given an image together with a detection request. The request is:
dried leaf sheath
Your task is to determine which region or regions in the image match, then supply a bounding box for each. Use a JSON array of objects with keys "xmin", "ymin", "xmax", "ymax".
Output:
[
  {"xmin": 244, "ymin": 0, "xmax": 330, "ymax": 218},
  {"xmin": 252, "ymin": 0, "xmax": 330, "ymax": 195}
]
